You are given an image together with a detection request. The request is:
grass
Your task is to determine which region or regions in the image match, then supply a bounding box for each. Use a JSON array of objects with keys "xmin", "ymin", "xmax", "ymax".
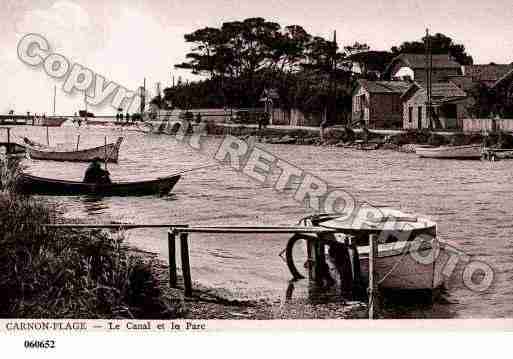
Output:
[{"xmin": 0, "ymin": 157, "xmax": 182, "ymax": 319}]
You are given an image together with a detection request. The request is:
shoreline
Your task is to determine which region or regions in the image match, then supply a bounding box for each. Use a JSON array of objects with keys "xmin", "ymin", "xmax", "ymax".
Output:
[
  {"xmin": 143, "ymin": 251, "xmax": 367, "ymax": 320},
  {"xmin": 204, "ymin": 122, "xmax": 512, "ymax": 151}
]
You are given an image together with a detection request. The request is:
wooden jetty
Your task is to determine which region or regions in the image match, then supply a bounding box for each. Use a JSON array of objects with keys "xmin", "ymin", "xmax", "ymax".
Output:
[
  {"xmin": 0, "ymin": 115, "xmax": 27, "ymax": 125},
  {"xmin": 47, "ymin": 210, "xmax": 442, "ymax": 319}
]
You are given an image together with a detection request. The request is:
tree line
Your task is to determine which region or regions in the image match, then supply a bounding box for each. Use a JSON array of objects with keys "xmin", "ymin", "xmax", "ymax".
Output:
[{"xmin": 155, "ymin": 17, "xmax": 474, "ymax": 124}]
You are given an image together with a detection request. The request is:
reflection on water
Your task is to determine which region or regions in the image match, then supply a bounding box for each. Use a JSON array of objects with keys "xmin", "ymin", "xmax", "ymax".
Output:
[
  {"xmin": 81, "ymin": 195, "xmax": 109, "ymax": 215},
  {"xmin": 11, "ymin": 125, "xmax": 513, "ymax": 318}
]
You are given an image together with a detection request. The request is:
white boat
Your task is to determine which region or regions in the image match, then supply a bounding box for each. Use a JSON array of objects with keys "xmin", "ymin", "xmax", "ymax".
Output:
[
  {"xmin": 357, "ymin": 239, "xmax": 444, "ymax": 290},
  {"xmin": 288, "ymin": 207, "xmax": 446, "ymax": 291},
  {"xmin": 415, "ymin": 144, "xmax": 482, "ymax": 159}
]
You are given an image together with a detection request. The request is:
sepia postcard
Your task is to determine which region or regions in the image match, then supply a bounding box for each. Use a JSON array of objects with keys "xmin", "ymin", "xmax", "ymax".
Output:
[{"xmin": 0, "ymin": 0, "xmax": 512, "ymax": 354}]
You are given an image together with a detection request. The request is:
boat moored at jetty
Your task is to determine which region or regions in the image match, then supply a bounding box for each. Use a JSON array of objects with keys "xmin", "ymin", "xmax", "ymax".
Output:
[{"xmin": 286, "ymin": 207, "xmax": 445, "ymax": 291}]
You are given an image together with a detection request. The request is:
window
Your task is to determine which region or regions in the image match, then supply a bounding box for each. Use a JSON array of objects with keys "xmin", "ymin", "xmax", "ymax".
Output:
[
  {"xmin": 418, "ymin": 106, "xmax": 422, "ymax": 123},
  {"xmin": 355, "ymin": 94, "xmax": 365, "ymax": 113},
  {"xmin": 408, "ymin": 106, "xmax": 413, "ymax": 123}
]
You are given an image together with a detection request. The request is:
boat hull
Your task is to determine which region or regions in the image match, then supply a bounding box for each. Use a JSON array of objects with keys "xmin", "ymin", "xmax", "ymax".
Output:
[
  {"xmin": 27, "ymin": 137, "xmax": 123, "ymax": 163},
  {"xmin": 415, "ymin": 144, "xmax": 481, "ymax": 159},
  {"xmin": 356, "ymin": 240, "xmax": 444, "ymax": 290},
  {"xmin": 17, "ymin": 173, "xmax": 181, "ymax": 196},
  {"xmin": 310, "ymin": 207, "xmax": 443, "ymax": 291}
]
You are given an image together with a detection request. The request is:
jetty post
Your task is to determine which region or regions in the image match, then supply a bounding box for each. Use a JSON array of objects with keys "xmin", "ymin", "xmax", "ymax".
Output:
[
  {"xmin": 313, "ymin": 238, "xmax": 327, "ymax": 284},
  {"xmin": 6, "ymin": 127, "xmax": 10, "ymax": 154},
  {"xmin": 180, "ymin": 231, "xmax": 193, "ymax": 297},
  {"xmin": 368, "ymin": 233, "xmax": 379, "ymax": 319},
  {"xmin": 168, "ymin": 229, "xmax": 177, "ymax": 288},
  {"xmin": 307, "ymin": 238, "xmax": 314, "ymax": 280}
]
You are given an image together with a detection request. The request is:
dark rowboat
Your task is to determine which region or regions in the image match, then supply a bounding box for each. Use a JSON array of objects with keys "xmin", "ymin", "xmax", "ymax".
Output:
[
  {"xmin": 27, "ymin": 137, "xmax": 123, "ymax": 163},
  {"xmin": 17, "ymin": 173, "xmax": 181, "ymax": 196}
]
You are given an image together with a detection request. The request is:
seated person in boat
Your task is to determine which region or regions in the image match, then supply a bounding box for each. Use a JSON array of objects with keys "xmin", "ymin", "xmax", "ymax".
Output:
[{"xmin": 83, "ymin": 157, "xmax": 111, "ymax": 184}]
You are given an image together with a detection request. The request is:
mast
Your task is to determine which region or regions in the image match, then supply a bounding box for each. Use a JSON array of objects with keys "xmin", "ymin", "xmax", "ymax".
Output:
[
  {"xmin": 84, "ymin": 91, "xmax": 88, "ymax": 122},
  {"xmin": 332, "ymin": 30, "xmax": 337, "ymax": 126},
  {"xmin": 140, "ymin": 78, "xmax": 146, "ymax": 114},
  {"xmin": 425, "ymin": 28, "xmax": 432, "ymax": 129}
]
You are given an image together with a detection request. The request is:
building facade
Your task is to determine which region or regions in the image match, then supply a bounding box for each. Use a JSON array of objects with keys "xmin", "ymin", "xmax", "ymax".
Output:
[
  {"xmin": 402, "ymin": 82, "xmax": 472, "ymax": 130},
  {"xmin": 352, "ymin": 80, "xmax": 410, "ymax": 129}
]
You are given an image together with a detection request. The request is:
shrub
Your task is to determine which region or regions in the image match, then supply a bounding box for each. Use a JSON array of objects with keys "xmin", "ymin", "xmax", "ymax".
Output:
[
  {"xmin": 0, "ymin": 159, "xmax": 181, "ymax": 318},
  {"xmin": 0, "ymin": 194, "xmax": 181, "ymax": 318}
]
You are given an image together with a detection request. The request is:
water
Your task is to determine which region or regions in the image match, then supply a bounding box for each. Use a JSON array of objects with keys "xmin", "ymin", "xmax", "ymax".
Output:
[{"xmin": 8, "ymin": 124, "xmax": 513, "ymax": 318}]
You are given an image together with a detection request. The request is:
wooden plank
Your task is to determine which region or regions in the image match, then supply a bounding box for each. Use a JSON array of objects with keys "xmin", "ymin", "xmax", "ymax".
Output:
[
  {"xmin": 45, "ymin": 224, "xmax": 188, "ymax": 229},
  {"xmin": 173, "ymin": 226, "xmax": 337, "ymax": 234},
  {"xmin": 180, "ymin": 232, "xmax": 193, "ymax": 297},
  {"xmin": 168, "ymin": 230, "xmax": 177, "ymax": 288},
  {"xmin": 45, "ymin": 224, "xmax": 336, "ymax": 235}
]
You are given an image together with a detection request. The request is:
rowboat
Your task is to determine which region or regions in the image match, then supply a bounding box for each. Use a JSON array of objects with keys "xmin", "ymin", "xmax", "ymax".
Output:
[
  {"xmin": 27, "ymin": 137, "xmax": 123, "ymax": 163},
  {"xmin": 17, "ymin": 173, "xmax": 181, "ymax": 196},
  {"xmin": 415, "ymin": 144, "xmax": 482, "ymax": 159},
  {"xmin": 287, "ymin": 207, "xmax": 446, "ymax": 291}
]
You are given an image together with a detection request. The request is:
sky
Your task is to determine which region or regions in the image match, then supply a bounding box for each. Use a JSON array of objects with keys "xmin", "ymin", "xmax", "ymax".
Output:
[{"xmin": 1, "ymin": 0, "xmax": 512, "ymax": 115}]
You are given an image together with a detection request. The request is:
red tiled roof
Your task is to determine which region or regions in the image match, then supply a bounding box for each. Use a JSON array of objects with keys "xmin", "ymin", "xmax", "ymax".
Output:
[
  {"xmin": 398, "ymin": 54, "xmax": 461, "ymax": 69},
  {"xmin": 463, "ymin": 64, "xmax": 513, "ymax": 83},
  {"xmin": 430, "ymin": 82, "xmax": 467, "ymax": 98},
  {"xmin": 401, "ymin": 81, "xmax": 467, "ymax": 101},
  {"xmin": 384, "ymin": 54, "xmax": 461, "ymax": 77},
  {"xmin": 357, "ymin": 80, "xmax": 411, "ymax": 94},
  {"xmin": 448, "ymin": 75, "xmax": 475, "ymax": 91},
  {"xmin": 492, "ymin": 67, "xmax": 513, "ymax": 88}
]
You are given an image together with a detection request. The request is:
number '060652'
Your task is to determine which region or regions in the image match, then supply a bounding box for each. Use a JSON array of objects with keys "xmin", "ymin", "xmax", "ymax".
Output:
[{"xmin": 24, "ymin": 340, "xmax": 55, "ymax": 349}]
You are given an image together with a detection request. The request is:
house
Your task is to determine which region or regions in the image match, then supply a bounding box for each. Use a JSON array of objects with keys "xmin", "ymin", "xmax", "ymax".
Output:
[
  {"xmin": 462, "ymin": 64, "xmax": 513, "ymax": 88},
  {"xmin": 402, "ymin": 82, "xmax": 472, "ymax": 130},
  {"xmin": 383, "ymin": 54, "xmax": 461, "ymax": 83},
  {"xmin": 489, "ymin": 67, "xmax": 513, "ymax": 117},
  {"xmin": 352, "ymin": 80, "xmax": 411, "ymax": 129},
  {"xmin": 448, "ymin": 63, "xmax": 513, "ymax": 92}
]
